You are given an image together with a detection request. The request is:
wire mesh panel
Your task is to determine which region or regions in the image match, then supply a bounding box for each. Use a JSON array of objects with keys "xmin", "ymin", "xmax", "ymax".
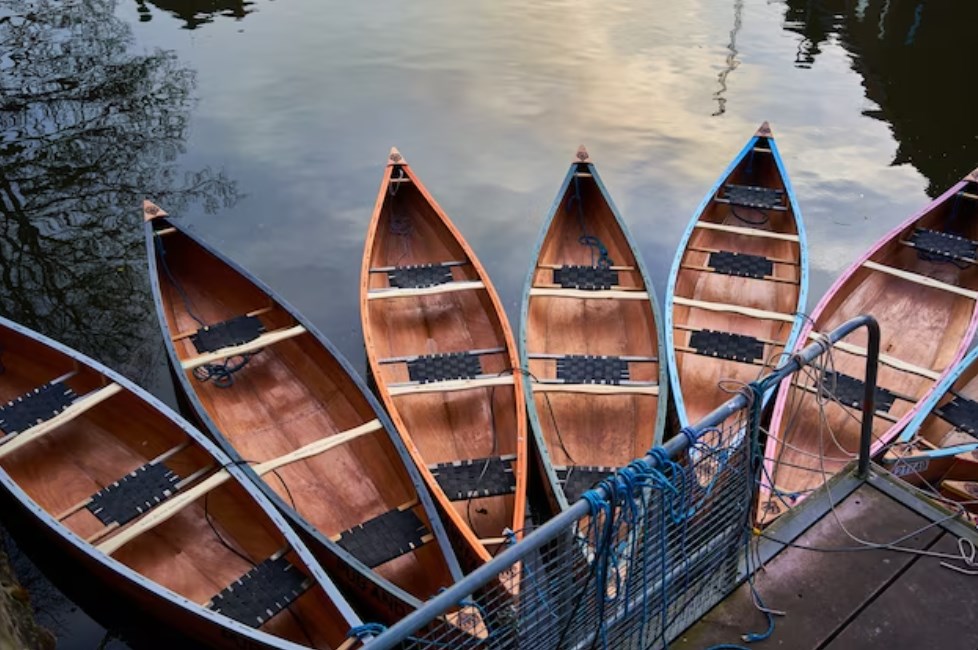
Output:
[{"xmin": 364, "ymin": 403, "xmax": 757, "ymax": 650}]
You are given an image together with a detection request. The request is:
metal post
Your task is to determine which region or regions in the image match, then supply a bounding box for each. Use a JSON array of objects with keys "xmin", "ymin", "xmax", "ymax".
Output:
[{"xmin": 857, "ymin": 317, "xmax": 881, "ymax": 478}]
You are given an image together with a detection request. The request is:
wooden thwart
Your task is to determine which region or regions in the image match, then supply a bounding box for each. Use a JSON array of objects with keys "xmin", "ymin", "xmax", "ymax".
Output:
[
  {"xmin": 693, "ymin": 222, "xmax": 799, "ymax": 242},
  {"xmin": 862, "ymin": 260, "xmax": 978, "ymax": 300},
  {"xmin": 388, "ymin": 375, "xmax": 514, "ymax": 396},
  {"xmin": 672, "ymin": 296, "xmax": 796, "ymax": 323},
  {"xmin": 181, "ymin": 325, "xmax": 307, "ymax": 370},
  {"xmin": 531, "ymin": 382, "xmax": 659, "ymax": 396},
  {"xmin": 154, "ymin": 227, "xmax": 177, "ymax": 236},
  {"xmin": 529, "ymin": 287, "xmax": 649, "ymax": 300},
  {"xmin": 808, "ymin": 334, "xmax": 941, "ymax": 381},
  {"xmin": 251, "ymin": 419, "xmax": 382, "ymax": 476},
  {"xmin": 367, "ymin": 281, "xmax": 485, "ymax": 300},
  {"xmin": 0, "ymin": 384, "xmax": 123, "ymax": 460},
  {"xmin": 537, "ymin": 263, "xmax": 635, "ymax": 272},
  {"xmin": 379, "ymin": 347, "xmax": 505, "ymax": 365}
]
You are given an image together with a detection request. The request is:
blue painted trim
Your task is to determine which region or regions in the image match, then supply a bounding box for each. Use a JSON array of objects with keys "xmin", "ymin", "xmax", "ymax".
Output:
[
  {"xmin": 664, "ymin": 130, "xmax": 809, "ymax": 426},
  {"xmin": 144, "ymin": 218, "xmax": 464, "ymax": 609},
  {"xmin": 894, "ymin": 345, "xmax": 978, "ymax": 451},
  {"xmin": 517, "ymin": 159, "xmax": 669, "ymax": 512},
  {"xmin": 0, "ymin": 315, "xmax": 363, "ymax": 648}
]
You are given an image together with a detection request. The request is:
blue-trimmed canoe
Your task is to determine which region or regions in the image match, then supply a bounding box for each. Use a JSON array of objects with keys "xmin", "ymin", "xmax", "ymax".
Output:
[
  {"xmin": 881, "ymin": 345, "xmax": 978, "ymax": 486},
  {"xmin": 665, "ymin": 122, "xmax": 808, "ymax": 428},
  {"xmin": 142, "ymin": 201, "xmax": 473, "ymax": 631},
  {"xmin": 519, "ymin": 146, "xmax": 668, "ymax": 513},
  {"xmin": 0, "ymin": 316, "xmax": 364, "ymax": 649}
]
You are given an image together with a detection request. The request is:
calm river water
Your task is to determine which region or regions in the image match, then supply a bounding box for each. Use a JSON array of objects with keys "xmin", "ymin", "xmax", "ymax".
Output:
[{"xmin": 1, "ymin": 0, "xmax": 975, "ymax": 646}]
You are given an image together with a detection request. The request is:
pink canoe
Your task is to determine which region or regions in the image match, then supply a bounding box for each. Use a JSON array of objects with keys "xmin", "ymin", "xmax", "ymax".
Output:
[{"xmin": 758, "ymin": 166, "xmax": 978, "ymax": 525}]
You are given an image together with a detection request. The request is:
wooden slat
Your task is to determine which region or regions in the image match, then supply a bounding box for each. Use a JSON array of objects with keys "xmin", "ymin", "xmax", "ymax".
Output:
[
  {"xmin": 693, "ymin": 222, "xmax": 799, "ymax": 242},
  {"xmin": 531, "ymin": 383, "xmax": 659, "ymax": 396},
  {"xmin": 958, "ymin": 191, "xmax": 978, "ymax": 201},
  {"xmin": 687, "ymin": 245, "xmax": 799, "ymax": 266},
  {"xmin": 367, "ymin": 281, "xmax": 485, "ymax": 300},
  {"xmin": 388, "ymin": 375, "xmax": 514, "ymax": 396},
  {"xmin": 0, "ymin": 384, "xmax": 123, "ymax": 460},
  {"xmin": 181, "ymin": 325, "xmax": 307, "ymax": 370},
  {"xmin": 379, "ymin": 347, "xmax": 505, "ymax": 365},
  {"xmin": 252, "ymin": 419, "xmax": 382, "ymax": 476},
  {"xmin": 672, "ymin": 296, "xmax": 796, "ymax": 323},
  {"xmin": 809, "ymin": 334, "xmax": 942, "ymax": 381},
  {"xmin": 753, "ymin": 147, "xmax": 772, "ymax": 153},
  {"xmin": 369, "ymin": 260, "xmax": 467, "ymax": 273},
  {"xmin": 171, "ymin": 306, "xmax": 275, "ymax": 342},
  {"xmin": 679, "ymin": 263, "xmax": 799, "ymax": 285},
  {"xmin": 862, "ymin": 260, "xmax": 978, "ymax": 300},
  {"xmin": 97, "ymin": 468, "xmax": 233, "ymax": 555},
  {"xmin": 529, "ymin": 288, "xmax": 649, "ymax": 301},
  {"xmin": 537, "ymin": 263, "xmax": 635, "ymax": 271},
  {"xmin": 154, "ymin": 227, "xmax": 177, "ymax": 236}
]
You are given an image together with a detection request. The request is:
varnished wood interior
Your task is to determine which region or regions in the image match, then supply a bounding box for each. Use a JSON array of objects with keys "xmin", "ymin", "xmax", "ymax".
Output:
[
  {"xmin": 361, "ymin": 158, "xmax": 527, "ymax": 563},
  {"xmin": 526, "ymin": 165, "xmax": 662, "ymax": 489},
  {"xmin": 150, "ymin": 223, "xmax": 454, "ymax": 601},
  {"xmin": 763, "ymin": 179, "xmax": 978, "ymax": 523},
  {"xmin": 0, "ymin": 324, "xmax": 350, "ymax": 649},
  {"xmin": 673, "ymin": 138, "xmax": 802, "ymax": 426}
]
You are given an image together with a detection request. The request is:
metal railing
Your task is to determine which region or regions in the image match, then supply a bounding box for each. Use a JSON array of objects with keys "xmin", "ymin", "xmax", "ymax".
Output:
[{"xmin": 364, "ymin": 315, "xmax": 881, "ymax": 649}]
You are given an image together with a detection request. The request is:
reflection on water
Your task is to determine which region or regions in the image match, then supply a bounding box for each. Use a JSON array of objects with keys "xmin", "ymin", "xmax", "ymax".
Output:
[
  {"xmin": 2, "ymin": 0, "xmax": 978, "ymax": 646},
  {"xmin": 134, "ymin": 0, "xmax": 254, "ymax": 29}
]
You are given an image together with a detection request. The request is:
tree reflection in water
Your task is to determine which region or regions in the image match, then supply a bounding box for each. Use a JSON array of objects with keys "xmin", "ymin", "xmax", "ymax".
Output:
[
  {"xmin": 134, "ymin": 0, "xmax": 255, "ymax": 30},
  {"xmin": 0, "ymin": 0, "xmax": 238, "ymax": 387}
]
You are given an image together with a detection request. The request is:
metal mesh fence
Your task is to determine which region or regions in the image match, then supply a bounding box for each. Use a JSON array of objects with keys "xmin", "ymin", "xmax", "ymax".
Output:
[{"xmin": 366, "ymin": 405, "xmax": 756, "ymax": 650}]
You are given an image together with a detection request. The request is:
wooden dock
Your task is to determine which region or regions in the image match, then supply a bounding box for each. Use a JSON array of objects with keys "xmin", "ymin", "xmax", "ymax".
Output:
[{"xmin": 676, "ymin": 465, "xmax": 978, "ymax": 649}]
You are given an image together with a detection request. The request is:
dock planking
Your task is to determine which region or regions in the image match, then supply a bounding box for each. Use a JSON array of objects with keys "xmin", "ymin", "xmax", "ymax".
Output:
[{"xmin": 675, "ymin": 480, "xmax": 978, "ymax": 649}]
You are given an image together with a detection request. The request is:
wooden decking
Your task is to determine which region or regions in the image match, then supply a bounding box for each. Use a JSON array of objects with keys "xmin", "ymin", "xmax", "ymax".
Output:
[{"xmin": 676, "ymin": 467, "xmax": 978, "ymax": 649}]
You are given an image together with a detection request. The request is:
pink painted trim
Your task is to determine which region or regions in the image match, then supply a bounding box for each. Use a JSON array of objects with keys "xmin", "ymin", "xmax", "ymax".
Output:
[{"xmin": 758, "ymin": 177, "xmax": 978, "ymax": 518}]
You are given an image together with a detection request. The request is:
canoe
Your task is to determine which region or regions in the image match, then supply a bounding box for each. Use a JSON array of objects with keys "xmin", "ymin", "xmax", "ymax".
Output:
[
  {"xmin": 881, "ymin": 345, "xmax": 978, "ymax": 486},
  {"xmin": 0, "ymin": 316, "xmax": 363, "ymax": 649},
  {"xmin": 143, "ymin": 201, "xmax": 467, "ymax": 627},
  {"xmin": 665, "ymin": 122, "xmax": 808, "ymax": 431},
  {"xmin": 519, "ymin": 146, "xmax": 668, "ymax": 512},
  {"xmin": 360, "ymin": 148, "xmax": 527, "ymax": 568},
  {"xmin": 939, "ymin": 480, "xmax": 978, "ymax": 515},
  {"xmin": 760, "ymin": 166, "xmax": 978, "ymax": 525}
]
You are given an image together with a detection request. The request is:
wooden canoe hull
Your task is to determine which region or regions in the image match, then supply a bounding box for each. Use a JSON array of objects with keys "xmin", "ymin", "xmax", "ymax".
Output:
[
  {"xmin": 0, "ymin": 316, "xmax": 362, "ymax": 649},
  {"xmin": 144, "ymin": 209, "xmax": 464, "ymax": 625},
  {"xmin": 519, "ymin": 150, "xmax": 668, "ymax": 513},
  {"xmin": 360, "ymin": 150, "xmax": 528, "ymax": 568},
  {"xmin": 666, "ymin": 123, "xmax": 809, "ymax": 429},
  {"xmin": 881, "ymin": 345, "xmax": 978, "ymax": 486},
  {"xmin": 761, "ymin": 169, "xmax": 978, "ymax": 524}
]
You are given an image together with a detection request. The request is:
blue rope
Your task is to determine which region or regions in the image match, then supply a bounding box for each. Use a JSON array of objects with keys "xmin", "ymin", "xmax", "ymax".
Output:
[{"xmin": 570, "ymin": 174, "xmax": 613, "ymax": 268}]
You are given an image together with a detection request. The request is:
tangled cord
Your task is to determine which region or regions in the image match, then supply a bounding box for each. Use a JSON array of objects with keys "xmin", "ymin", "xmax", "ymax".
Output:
[{"xmin": 192, "ymin": 353, "xmax": 260, "ymax": 388}]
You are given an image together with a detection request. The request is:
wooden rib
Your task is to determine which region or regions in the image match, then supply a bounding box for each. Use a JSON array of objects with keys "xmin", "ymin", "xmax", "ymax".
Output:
[
  {"xmin": 379, "ymin": 347, "xmax": 505, "ymax": 365},
  {"xmin": 86, "ymin": 464, "xmax": 215, "ymax": 545},
  {"xmin": 673, "ymin": 323, "xmax": 783, "ymax": 348},
  {"xmin": 672, "ymin": 296, "xmax": 796, "ymax": 323},
  {"xmin": 97, "ymin": 468, "xmax": 232, "ymax": 555},
  {"xmin": 687, "ymin": 245, "xmax": 799, "ymax": 266},
  {"xmin": 678, "ymin": 263, "xmax": 799, "ymax": 285},
  {"xmin": 529, "ymin": 288, "xmax": 649, "ymax": 300},
  {"xmin": 792, "ymin": 382, "xmax": 899, "ymax": 423},
  {"xmin": 369, "ymin": 260, "xmax": 468, "ymax": 273},
  {"xmin": 898, "ymin": 240, "xmax": 977, "ymax": 267},
  {"xmin": 537, "ymin": 263, "xmax": 636, "ymax": 271},
  {"xmin": 367, "ymin": 281, "xmax": 485, "ymax": 300},
  {"xmin": 170, "ymin": 306, "xmax": 275, "ymax": 342},
  {"xmin": 55, "ymin": 441, "xmax": 193, "ymax": 521},
  {"xmin": 531, "ymin": 383, "xmax": 659, "ymax": 396},
  {"xmin": 252, "ymin": 419, "xmax": 382, "ymax": 476},
  {"xmin": 0, "ymin": 384, "xmax": 123, "ymax": 459},
  {"xmin": 388, "ymin": 375, "xmax": 514, "ymax": 396},
  {"xmin": 693, "ymin": 222, "xmax": 799, "ymax": 242},
  {"xmin": 808, "ymin": 334, "xmax": 941, "ymax": 381},
  {"xmin": 862, "ymin": 260, "xmax": 978, "ymax": 300},
  {"xmin": 180, "ymin": 325, "xmax": 307, "ymax": 370}
]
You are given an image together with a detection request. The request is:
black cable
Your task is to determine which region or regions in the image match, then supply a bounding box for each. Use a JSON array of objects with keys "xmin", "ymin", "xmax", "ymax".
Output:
[{"xmin": 155, "ymin": 234, "xmax": 206, "ymax": 328}]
